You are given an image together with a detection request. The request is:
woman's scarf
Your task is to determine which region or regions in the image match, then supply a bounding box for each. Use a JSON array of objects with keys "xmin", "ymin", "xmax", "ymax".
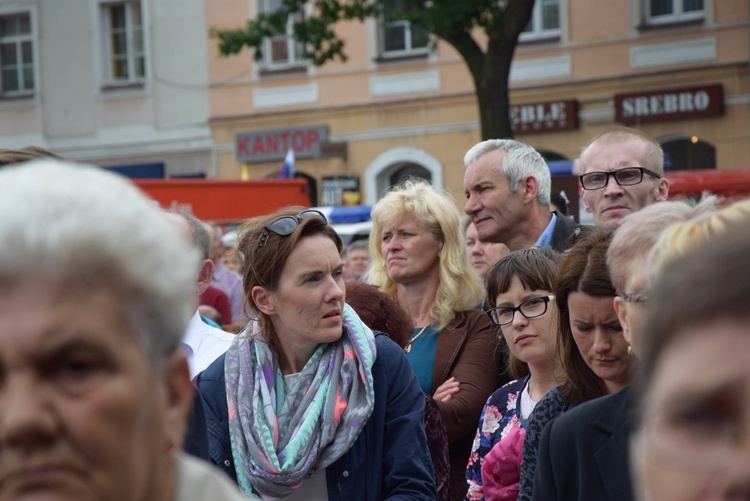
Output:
[{"xmin": 225, "ymin": 303, "xmax": 376, "ymax": 499}]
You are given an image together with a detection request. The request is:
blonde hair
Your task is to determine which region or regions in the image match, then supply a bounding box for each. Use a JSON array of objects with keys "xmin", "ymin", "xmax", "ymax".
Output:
[
  {"xmin": 652, "ymin": 197, "xmax": 750, "ymax": 274},
  {"xmin": 368, "ymin": 179, "xmax": 483, "ymax": 329},
  {"xmin": 607, "ymin": 196, "xmax": 718, "ymax": 292}
]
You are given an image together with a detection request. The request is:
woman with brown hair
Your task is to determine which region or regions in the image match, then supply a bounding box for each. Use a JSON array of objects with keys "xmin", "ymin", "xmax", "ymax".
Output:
[
  {"xmin": 465, "ymin": 247, "xmax": 563, "ymax": 501},
  {"xmin": 517, "ymin": 230, "xmax": 634, "ymax": 501},
  {"xmin": 198, "ymin": 207, "xmax": 436, "ymax": 499}
]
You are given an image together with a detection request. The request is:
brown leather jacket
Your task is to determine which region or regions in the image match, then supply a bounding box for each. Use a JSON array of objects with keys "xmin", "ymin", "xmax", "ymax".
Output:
[{"xmin": 433, "ymin": 309, "xmax": 504, "ymax": 500}]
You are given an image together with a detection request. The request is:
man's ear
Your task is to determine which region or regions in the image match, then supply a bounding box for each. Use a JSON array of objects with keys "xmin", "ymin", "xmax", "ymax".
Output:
[
  {"xmin": 521, "ymin": 175, "xmax": 539, "ymax": 205},
  {"xmin": 196, "ymin": 259, "xmax": 214, "ymax": 295},
  {"xmin": 251, "ymin": 286, "xmax": 275, "ymax": 316},
  {"xmin": 613, "ymin": 295, "xmax": 632, "ymax": 346},
  {"xmin": 582, "ymin": 193, "xmax": 592, "ymax": 213},
  {"xmin": 160, "ymin": 351, "xmax": 195, "ymax": 452},
  {"xmin": 656, "ymin": 177, "xmax": 670, "ymax": 202}
]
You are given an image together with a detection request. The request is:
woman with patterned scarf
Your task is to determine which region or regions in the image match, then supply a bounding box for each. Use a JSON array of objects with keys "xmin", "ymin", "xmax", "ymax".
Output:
[{"xmin": 197, "ymin": 207, "xmax": 437, "ymax": 500}]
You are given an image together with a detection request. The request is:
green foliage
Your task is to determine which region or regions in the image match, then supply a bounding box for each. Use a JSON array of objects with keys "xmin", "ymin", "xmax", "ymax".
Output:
[
  {"xmin": 211, "ymin": 0, "xmax": 536, "ymax": 139},
  {"xmin": 212, "ymin": 0, "xmax": 517, "ymax": 65}
]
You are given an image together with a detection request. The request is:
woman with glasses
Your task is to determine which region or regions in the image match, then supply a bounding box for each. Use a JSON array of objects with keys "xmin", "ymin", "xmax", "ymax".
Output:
[
  {"xmin": 631, "ymin": 218, "xmax": 750, "ymax": 500},
  {"xmin": 464, "ymin": 248, "xmax": 563, "ymax": 501},
  {"xmin": 197, "ymin": 207, "xmax": 436, "ymax": 500},
  {"xmin": 369, "ymin": 179, "xmax": 502, "ymax": 500},
  {"xmin": 517, "ymin": 230, "xmax": 635, "ymax": 501}
]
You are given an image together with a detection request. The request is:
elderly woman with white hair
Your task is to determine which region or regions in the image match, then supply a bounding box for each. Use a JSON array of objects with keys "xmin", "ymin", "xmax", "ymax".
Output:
[{"xmin": 0, "ymin": 160, "xmax": 246, "ymax": 501}]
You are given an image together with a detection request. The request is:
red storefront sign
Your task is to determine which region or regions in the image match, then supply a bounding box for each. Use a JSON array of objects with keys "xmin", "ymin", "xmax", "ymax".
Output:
[
  {"xmin": 510, "ymin": 100, "xmax": 578, "ymax": 134},
  {"xmin": 615, "ymin": 84, "xmax": 724, "ymax": 124},
  {"xmin": 235, "ymin": 125, "xmax": 328, "ymax": 163}
]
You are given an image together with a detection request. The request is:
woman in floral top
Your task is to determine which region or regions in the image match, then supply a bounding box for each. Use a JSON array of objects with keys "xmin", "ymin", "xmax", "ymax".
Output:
[{"xmin": 465, "ymin": 248, "xmax": 564, "ymax": 501}]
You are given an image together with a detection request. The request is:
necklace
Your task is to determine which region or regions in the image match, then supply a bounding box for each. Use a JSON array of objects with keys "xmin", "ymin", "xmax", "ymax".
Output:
[{"xmin": 405, "ymin": 324, "xmax": 431, "ymax": 353}]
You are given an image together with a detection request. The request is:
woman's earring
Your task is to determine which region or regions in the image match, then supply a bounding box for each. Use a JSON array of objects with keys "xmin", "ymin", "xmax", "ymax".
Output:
[{"xmin": 627, "ymin": 345, "xmax": 633, "ymax": 356}]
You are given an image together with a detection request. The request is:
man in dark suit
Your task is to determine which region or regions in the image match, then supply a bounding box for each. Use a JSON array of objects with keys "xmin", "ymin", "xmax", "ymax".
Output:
[
  {"xmin": 463, "ymin": 139, "xmax": 582, "ymax": 253},
  {"xmin": 532, "ymin": 386, "xmax": 633, "ymax": 501}
]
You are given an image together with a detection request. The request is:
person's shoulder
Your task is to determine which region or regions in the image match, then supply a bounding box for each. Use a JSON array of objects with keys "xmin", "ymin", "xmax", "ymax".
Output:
[
  {"xmin": 197, "ymin": 352, "xmax": 227, "ymax": 385},
  {"xmin": 215, "ymin": 262, "xmax": 242, "ymax": 282},
  {"xmin": 202, "ymin": 321, "xmax": 237, "ymax": 344},
  {"xmin": 552, "ymin": 385, "xmax": 631, "ymax": 429},
  {"xmin": 488, "ymin": 377, "xmax": 528, "ymax": 403},
  {"xmin": 448, "ymin": 308, "xmax": 493, "ymax": 330},
  {"xmin": 534, "ymin": 386, "xmax": 567, "ymax": 414},
  {"xmin": 373, "ymin": 331, "xmax": 406, "ymax": 363}
]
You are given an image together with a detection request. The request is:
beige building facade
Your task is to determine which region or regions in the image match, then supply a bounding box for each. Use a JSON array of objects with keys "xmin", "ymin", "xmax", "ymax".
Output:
[{"xmin": 206, "ymin": 0, "xmax": 749, "ymax": 206}]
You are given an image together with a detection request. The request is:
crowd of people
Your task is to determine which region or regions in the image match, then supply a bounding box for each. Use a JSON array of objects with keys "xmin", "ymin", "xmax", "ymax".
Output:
[{"xmin": 0, "ymin": 123, "xmax": 748, "ymax": 501}]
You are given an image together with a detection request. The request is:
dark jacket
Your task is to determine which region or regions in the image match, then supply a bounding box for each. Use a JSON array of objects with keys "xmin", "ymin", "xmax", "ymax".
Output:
[
  {"xmin": 197, "ymin": 332, "xmax": 438, "ymax": 501},
  {"xmin": 531, "ymin": 386, "xmax": 633, "ymax": 501},
  {"xmin": 433, "ymin": 309, "xmax": 504, "ymax": 500},
  {"xmin": 549, "ymin": 211, "xmax": 584, "ymax": 253}
]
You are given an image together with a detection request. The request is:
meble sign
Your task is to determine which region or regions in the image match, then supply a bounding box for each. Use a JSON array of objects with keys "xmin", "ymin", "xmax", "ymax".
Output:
[
  {"xmin": 510, "ymin": 100, "xmax": 578, "ymax": 134},
  {"xmin": 615, "ymin": 84, "xmax": 724, "ymax": 124},
  {"xmin": 235, "ymin": 126, "xmax": 328, "ymax": 163}
]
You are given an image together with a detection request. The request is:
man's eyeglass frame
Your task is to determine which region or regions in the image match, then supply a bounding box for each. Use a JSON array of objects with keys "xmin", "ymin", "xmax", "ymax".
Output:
[{"xmin": 579, "ymin": 167, "xmax": 661, "ymax": 191}]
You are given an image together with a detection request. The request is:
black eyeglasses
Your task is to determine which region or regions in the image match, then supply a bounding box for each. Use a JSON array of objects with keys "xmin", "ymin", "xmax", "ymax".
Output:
[
  {"xmin": 256, "ymin": 209, "xmax": 327, "ymax": 252},
  {"xmin": 617, "ymin": 291, "xmax": 651, "ymax": 305},
  {"xmin": 580, "ymin": 167, "xmax": 661, "ymax": 191},
  {"xmin": 486, "ymin": 295, "xmax": 555, "ymax": 326}
]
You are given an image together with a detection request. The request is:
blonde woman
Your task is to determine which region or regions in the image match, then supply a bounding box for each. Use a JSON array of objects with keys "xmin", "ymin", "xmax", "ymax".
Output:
[{"xmin": 369, "ymin": 179, "xmax": 503, "ymax": 500}]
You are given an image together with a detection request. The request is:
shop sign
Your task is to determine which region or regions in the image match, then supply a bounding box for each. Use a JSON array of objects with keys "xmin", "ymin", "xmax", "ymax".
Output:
[
  {"xmin": 615, "ymin": 84, "xmax": 724, "ymax": 124},
  {"xmin": 510, "ymin": 100, "xmax": 578, "ymax": 134},
  {"xmin": 321, "ymin": 175, "xmax": 360, "ymax": 206},
  {"xmin": 235, "ymin": 125, "xmax": 328, "ymax": 163},
  {"xmin": 320, "ymin": 141, "xmax": 348, "ymax": 159}
]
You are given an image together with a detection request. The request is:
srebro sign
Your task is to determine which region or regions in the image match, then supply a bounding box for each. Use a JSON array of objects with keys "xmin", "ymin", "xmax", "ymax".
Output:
[
  {"xmin": 235, "ymin": 125, "xmax": 328, "ymax": 163},
  {"xmin": 615, "ymin": 84, "xmax": 724, "ymax": 124}
]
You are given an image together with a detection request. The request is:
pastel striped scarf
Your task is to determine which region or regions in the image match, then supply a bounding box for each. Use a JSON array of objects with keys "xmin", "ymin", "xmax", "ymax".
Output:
[{"xmin": 225, "ymin": 304, "xmax": 376, "ymax": 499}]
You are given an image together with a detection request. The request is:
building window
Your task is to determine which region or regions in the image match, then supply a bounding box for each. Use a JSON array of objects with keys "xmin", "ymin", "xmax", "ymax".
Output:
[
  {"xmin": 520, "ymin": 0, "xmax": 560, "ymax": 41},
  {"xmin": 380, "ymin": 1, "xmax": 430, "ymax": 57},
  {"xmin": 0, "ymin": 12, "xmax": 34, "ymax": 96},
  {"xmin": 646, "ymin": 0, "xmax": 704, "ymax": 25},
  {"xmin": 259, "ymin": 0, "xmax": 305, "ymax": 68},
  {"xmin": 102, "ymin": 1, "xmax": 145, "ymax": 84}
]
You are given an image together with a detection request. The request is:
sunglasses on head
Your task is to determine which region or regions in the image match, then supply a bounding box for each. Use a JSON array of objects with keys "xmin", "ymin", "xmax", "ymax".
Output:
[{"xmin": 256, "ymin": 209, "xmax": 327, "ymax": 252}]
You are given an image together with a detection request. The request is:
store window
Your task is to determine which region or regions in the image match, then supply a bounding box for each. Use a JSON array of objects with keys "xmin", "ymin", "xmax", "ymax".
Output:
[
  {"xmin": 0, "ymin": 11, "xmax": 34, "ymax": 97},
  {"xmin": 661, "ymin": 136, "xmax": 715, "ymax": 170},
  {"xmin": 101, "ymin": 1, "xmax": 145, "ymax": 85},
  {"xmin": 520, "ymin": 0, "xmax": 560, "ymax": 41},
  {"xmin": 645, "ymin": 0, "xmax": 704, "ymax": 25},
  {"xmin": 259, "ymin": 0, "xmax": 306, "ymax": 69}
]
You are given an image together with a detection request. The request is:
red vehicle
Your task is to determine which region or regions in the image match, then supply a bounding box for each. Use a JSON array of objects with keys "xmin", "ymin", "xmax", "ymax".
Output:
[
  {"xmin": 133, "ymin": 178, "xmax": 311, "ymax": 223},
  {"xmin": 665, "ymin": 169, "xmax": 750, "ymax": 202}
]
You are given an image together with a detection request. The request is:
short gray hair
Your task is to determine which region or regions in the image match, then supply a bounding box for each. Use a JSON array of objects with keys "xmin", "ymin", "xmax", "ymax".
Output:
[
  {"xmin": 464, "ymin": 139, "xmax": 551, "ymax": 207},
  {"xmin": 0, "ymin": 160, "xmax": 199, "ymax": 370},
  {"xmin": 169, "ymin": 208, "xmax": 211, "ymax": 260}
]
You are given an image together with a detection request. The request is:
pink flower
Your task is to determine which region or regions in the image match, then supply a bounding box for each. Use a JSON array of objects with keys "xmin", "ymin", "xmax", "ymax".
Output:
[{"xmin": 482, "ymin": 405, "xmax": 502, "ymax": 434}]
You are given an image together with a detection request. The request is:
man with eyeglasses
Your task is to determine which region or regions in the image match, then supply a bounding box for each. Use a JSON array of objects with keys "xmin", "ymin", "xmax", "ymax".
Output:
[{"xmin": 579, "ymin": 127, "xmax": 670, "ymax": 229}]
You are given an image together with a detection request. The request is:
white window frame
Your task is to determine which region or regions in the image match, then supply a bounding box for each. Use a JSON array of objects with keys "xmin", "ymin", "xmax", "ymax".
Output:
[
  {"xmin": 0, "ymin": 10, "xmax": 34, "ymax": 97},
  {"xmin": 519, "ymin": 0, "xmax": 561, "ymax": 42},
  {"xmin": 645, "ymin": 0, "xmax": 704, "ymax": 25},
  {"xmin": 379, "ymin": 16, "xmax": 429, "ymax": 58},
  {"xmin": 100, "ymin": 1, "xmax": 145, "ymax": 86},
  {"xmin": 258, "ymin": 0, "xmax": 306, "ymax": 70}
]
